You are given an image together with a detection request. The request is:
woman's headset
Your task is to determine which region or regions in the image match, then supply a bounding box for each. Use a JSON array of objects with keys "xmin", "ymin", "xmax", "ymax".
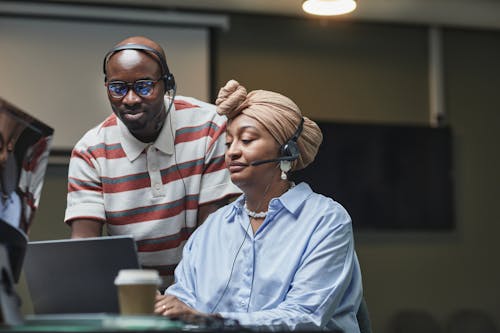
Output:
[{"xmin": 279, "ymin": 117, "xmax": 304, "ymax": 161}]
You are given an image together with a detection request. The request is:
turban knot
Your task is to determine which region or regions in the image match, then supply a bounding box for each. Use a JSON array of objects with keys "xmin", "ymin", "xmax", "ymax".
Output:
[{"xmin": 216, "ymin": 79, "xmax": 323, "ymax": 171}]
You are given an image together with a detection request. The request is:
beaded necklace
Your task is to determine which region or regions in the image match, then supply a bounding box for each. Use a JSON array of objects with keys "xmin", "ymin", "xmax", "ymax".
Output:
[
  {"xmin": 243, "ymin": 182, "xmax": 296, "ymax": 219},
  {"xmin": 244, "ymin": 203, "xmax": 267, "ymax": 219}
]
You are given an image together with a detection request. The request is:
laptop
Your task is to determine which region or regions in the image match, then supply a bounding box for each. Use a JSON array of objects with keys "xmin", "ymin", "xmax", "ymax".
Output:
[{"xmin": 23, "ymin": 235, "xmax": 140, "ymax": 315}]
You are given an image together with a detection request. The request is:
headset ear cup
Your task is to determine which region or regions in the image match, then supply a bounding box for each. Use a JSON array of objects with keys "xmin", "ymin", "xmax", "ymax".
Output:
[
  {"xmin": 164, "ymin": 73, "xmax": 175, "ymax": 91},
  {"xmin": 280, "ymin": 141, "xmax": 299, "ymax": 160},
  {"xmin": 280, "ymin": 142, "xmax": 289, "ymax": 157},
  {"xmin": 279, "ymin": 117, "xmax": 304, "ymax": 161}
]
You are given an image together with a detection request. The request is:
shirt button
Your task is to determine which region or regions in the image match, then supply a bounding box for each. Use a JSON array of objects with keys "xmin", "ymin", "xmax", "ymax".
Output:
[
  {"xmin": 151, "ymin": 165, "xmax": 158, "ymax": 171},
  {"xmin": 155, "ymin": 184, "xmax": 161, "ymax": 190},
  {"xmin": 240, "ymin": 301, "xmax": 245, "ymax": 306}
]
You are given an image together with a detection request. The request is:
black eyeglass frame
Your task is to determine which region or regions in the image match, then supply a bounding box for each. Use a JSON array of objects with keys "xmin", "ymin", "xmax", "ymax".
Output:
[{"xmin": 105, "ymin": 78, "xmax": 163, "ymax": 99}]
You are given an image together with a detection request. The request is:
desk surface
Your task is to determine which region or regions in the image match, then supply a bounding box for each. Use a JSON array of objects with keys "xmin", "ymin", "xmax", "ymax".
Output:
[
  {"xmin": 1, "ymin": 313, "xmax": 247, "ymax": 333},
  {"xmin": 2, "ymin": 314, "xmax": 185, "ymax": 332}
]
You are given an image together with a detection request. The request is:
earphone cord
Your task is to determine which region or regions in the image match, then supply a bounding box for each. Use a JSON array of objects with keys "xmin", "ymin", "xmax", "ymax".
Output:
[
  {"xmin": 209, "ymin": 171, "xmax": 277, "ymax": 314},
  {"xmin": 166, "ymin": 86, "xmax": 189, "ymax": 233}
]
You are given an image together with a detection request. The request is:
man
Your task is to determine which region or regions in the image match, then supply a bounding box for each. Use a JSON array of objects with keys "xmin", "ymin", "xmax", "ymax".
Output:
[{"xmin": 64, "ymin": 36, "xmax": 240, "ymax": 288}]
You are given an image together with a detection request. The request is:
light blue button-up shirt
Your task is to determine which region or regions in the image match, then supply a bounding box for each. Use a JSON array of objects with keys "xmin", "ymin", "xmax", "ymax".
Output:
[{"xmin": 166, "ymin": 182, "xmax": 363, "ymax": 331}]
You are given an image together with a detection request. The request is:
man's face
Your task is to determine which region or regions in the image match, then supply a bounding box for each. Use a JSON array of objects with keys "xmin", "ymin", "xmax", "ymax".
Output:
[{"xmin": 105, "ymin": 50, "xmax": 166, "ymax": 142}]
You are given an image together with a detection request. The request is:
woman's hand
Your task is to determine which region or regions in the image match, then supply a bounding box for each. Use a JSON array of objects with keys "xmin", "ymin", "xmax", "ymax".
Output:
[{"xmin": 154, "ymin": 293, "xmax": 200, "ymax": 318}]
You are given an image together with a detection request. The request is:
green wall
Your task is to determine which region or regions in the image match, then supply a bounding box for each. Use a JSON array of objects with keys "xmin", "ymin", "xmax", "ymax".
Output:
[{"xmin": 17, "ymin": 14, "xmax": 500, "ymax": 332}]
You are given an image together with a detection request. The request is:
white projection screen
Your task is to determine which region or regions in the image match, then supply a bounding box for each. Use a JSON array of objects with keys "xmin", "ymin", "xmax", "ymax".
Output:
[{"xmin": 0, "ymin": 16, "xmax": 211, "ymax": 151}]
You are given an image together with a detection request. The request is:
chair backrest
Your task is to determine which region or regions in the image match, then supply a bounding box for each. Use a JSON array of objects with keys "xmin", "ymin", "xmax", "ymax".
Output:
[
  {"xmin": 446, "ymin": 309, "xmax": 499, "ymax": 333},
  {"xmin": 357, "ymin": 297, "xmax": 373, "ymax": 333},
  {"xmin": 389, "ymin": 309, "xmax": 442, "ymax": 333}
]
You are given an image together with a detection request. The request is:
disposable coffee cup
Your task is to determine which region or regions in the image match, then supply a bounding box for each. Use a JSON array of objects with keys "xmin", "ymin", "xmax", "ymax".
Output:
[{"xmin": 114, "ymin": 269, "xmax": 161, "ymax": 315}]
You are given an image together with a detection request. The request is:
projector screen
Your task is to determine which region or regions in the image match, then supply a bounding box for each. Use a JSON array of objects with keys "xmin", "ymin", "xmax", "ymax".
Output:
[{"xmin": 0, "ymin": 16, "xmax": 210, "ymax": 150}]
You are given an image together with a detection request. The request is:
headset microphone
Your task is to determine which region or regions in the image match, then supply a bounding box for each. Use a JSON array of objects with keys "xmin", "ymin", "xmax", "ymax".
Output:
[{"xmin": 249, "ymin": 155, "xmax": 298, "ymax": 166}]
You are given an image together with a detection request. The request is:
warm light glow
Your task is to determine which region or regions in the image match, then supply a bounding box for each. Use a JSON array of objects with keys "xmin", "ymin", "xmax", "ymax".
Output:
[{"xmin": 302, "ymin": 0, "xmax": 357, "ymax": 16}]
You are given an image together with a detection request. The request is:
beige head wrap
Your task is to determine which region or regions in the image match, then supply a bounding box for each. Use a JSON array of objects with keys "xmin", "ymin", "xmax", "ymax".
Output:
[{"xmin": 216, "ymin": 79, "xmax": 323, "ymax": 171}]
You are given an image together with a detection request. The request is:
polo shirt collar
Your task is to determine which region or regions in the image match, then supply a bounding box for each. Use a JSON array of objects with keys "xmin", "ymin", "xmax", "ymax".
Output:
[{"xmin": 117, "ymin": 99, "xmax": 175, "ymax": 162}]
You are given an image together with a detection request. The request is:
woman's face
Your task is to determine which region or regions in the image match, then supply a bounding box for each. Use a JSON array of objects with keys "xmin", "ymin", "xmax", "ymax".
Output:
[{"xmin": 225, "ymin": 114, "xmax": 281, "ymax": 189}]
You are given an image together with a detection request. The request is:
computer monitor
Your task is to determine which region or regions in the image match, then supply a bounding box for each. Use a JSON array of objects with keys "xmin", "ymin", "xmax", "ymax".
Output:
[{"xmin": 0, "ymin": 97, "xmax": 53, "ymax": 325}]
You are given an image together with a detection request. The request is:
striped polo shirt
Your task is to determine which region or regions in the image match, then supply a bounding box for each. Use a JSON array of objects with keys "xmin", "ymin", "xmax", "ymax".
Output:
[{"xmin": 65, "ymin": 96, "xmax": 240, "ymax": 287}]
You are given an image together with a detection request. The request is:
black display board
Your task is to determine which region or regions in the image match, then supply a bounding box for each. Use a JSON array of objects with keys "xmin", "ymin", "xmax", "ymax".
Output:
[{"xmin": 293, "ymin": 122, "xmax": 454, "ymax": 231}]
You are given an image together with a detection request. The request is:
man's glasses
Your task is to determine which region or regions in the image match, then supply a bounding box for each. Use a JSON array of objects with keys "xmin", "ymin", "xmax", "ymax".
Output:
[{"xmin": 106, "ymin": 78, "xmax": 162, "ymax": 98}]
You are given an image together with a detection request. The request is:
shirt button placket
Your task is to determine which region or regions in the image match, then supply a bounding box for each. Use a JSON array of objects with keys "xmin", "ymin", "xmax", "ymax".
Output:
[
  {"xmin": 237, "ymin": 238, "xmax": 254, "ymax": 311},
  {"xmin": 147, "ymin": 146, "xmax": 164, "ymax": 197}
]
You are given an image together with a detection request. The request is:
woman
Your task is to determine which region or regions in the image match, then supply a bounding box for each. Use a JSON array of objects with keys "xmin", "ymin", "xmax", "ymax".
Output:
[{"xmin": 155, "ymin": 80, "xmax": 363, "ymax": 332}]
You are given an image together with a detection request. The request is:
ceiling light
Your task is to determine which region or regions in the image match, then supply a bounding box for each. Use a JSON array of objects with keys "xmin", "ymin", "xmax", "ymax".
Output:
[{"xmin": 302, "ymin": 0, "xmax": 357, "ymax": 16}]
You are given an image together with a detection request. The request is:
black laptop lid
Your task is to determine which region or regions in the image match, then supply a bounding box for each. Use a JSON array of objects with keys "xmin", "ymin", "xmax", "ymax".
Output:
[{"xmin": 23, "ymin": 236, "xmax": 140, "ymax": 314}]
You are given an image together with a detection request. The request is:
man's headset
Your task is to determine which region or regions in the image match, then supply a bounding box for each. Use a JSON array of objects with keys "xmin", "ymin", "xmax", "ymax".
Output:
[
  {"xmin": 250, "ymin": 117, "xmax": 305, "ymax": 166},
  {"xmin": 102, "ymin": 43, "xmax": 176, "ymax": 91}
]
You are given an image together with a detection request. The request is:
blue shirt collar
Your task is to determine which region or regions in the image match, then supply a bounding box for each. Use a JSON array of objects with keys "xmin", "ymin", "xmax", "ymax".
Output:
[{"xmin": 224, "ymin": 182, "xmax": 313, "ymax": 222}]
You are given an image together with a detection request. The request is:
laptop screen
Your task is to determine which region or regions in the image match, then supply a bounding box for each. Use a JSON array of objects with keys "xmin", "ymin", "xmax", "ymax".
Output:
[{"xmin": 24, "ymin": 236, "xmax": 140, "ymax": 314}]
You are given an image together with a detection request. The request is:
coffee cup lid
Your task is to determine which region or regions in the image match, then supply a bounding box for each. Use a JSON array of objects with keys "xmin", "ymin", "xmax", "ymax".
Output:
[{"xmin": 114, "ymin": 269, "xmax": 161, "ymax": 285}]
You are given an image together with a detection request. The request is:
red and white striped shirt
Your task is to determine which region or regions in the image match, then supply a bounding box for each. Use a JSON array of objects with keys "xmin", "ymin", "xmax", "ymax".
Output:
[{"xmin": 65, "ymin": 96, "xmax": 240, "ymax": 287}]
